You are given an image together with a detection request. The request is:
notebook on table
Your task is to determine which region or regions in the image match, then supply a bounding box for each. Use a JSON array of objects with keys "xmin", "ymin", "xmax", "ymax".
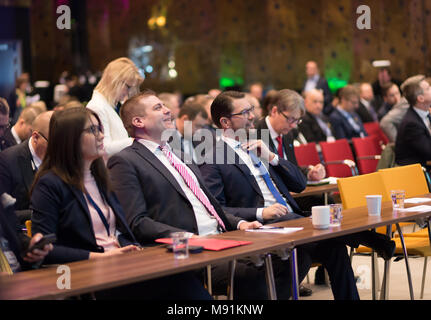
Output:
[{"xmin": 155, "ymin": 238, "xmax": 252, "ymax": 251}]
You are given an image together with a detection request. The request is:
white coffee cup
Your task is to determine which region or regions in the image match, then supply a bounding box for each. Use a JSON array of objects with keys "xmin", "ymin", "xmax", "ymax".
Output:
[
  {"xmin": 312, "ymin": 206, "xmax": 330, "ymax": 229},
  {"xmin": 366, "ymin": 195, "xmax": 382, "ymax": 216}
]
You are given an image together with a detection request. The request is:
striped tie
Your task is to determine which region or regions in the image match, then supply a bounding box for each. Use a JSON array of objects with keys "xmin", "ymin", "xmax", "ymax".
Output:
[{"xmin": 160, "ymin": 145, "xmax": 227, "ymax": 231}]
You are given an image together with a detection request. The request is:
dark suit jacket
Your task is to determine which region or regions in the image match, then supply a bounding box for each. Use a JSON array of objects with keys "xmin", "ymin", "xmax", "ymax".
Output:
[
  {"xmin": 31, "ymin": 171, "xmax": 138, "ymax": 264},
  {"xmin": 356, "ymin": 101, "xmax": 378, "ymax": 123},
  {"xmin": 199, "ymin": 138, "xmax": 307, "ymax": 221},
  {"xmin": 0, "ymin": 128, "xmax": 17, "ymax": 151},
  {"xmin": 0, "ymin": 139, "xmax": 35, "ymax": 211},
  {"xmin": 303, "ymin": 76, "xmax": 333, "ymax": 115},
  {"xmin": 329, "ymin": 108, "xmax": 368, "ymax": 140},
  {"xmin": 298, "ymin": 111, "xmax": 334, "ymax": 143},
  {"xmin": 107, "ymin": 140, "xmax": 242, "ymax": 245},
  {"xmin": 395, "ymin": 106, "xmax": 431, "ymax": 170}
]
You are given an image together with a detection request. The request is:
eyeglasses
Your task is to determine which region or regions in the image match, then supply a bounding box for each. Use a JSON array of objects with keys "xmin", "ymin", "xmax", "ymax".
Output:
[
  {"xmin": 229, "ymin": 105, "xmax": 255, "ymax": 118},
  {"xmin": 83, "ymin": 124, "xmax": 104, "ymax": 137},
  {"xmin": 278, "ymin": 111, "xmax": 302, "ymax": 125},
  {"xmin": 37, "ymin": 131, "xmax": 48, "ymax": 142}
]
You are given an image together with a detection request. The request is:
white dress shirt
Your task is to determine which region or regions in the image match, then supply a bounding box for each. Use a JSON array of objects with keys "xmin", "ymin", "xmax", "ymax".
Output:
[
  {"xmin": 10, "ymin": 127, "xmax": 21, "ymax": 145},
  {"xmin": 28, "ymin": 137, "xmax": 42, "ymax": 171},
  {"xmin": 221, "ymin": 135, "xmax": 293, "ymax": 222},
  {"xmin": 304, "ymin": 74, "xmax": 319, "ymax": 93},
  {"xmin": 138, "ymin": 139, "xmax": 220, "ymax": 236}
]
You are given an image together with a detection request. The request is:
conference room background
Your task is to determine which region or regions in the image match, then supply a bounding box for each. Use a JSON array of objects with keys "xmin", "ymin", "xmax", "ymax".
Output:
[{"xmin": 0, "ymin": 0, "xmax": 430, "ymax": 97}]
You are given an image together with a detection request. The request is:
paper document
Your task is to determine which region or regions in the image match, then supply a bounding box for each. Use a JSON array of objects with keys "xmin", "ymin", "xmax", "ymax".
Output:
[
  {"xmin": 397, "ymin": 205, "xmax": 431, "ymax": 213},
  {"xmin": 246, "ymin": 226, "xmax": 303, "ymax": 234},
  {"xmin": 404, "ymin": 198, "xmax": 431, "ymax": 204}
]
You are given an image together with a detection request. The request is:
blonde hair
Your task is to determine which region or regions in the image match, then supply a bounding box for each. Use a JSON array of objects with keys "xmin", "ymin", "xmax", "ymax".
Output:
[{"xmin": 95, "ymin": 57, "xmax": 144, "ymax": 106}]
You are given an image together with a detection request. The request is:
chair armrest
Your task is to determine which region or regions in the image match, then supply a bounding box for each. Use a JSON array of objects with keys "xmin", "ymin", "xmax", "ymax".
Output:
[
  {"xmin": 357, "ymin": 155, "xmax": 381, "ymax": 160},
  {"xmin": 324, "ymin": 159, "xmax": 359, "ymax": 176}
]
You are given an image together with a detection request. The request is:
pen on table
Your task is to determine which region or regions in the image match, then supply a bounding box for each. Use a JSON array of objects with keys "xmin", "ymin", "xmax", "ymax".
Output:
[{"xmin": 259, "ymin": 227, "xmax": 285, "ymax": 229}]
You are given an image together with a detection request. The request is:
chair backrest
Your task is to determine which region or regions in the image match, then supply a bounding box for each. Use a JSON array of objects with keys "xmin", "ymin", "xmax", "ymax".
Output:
[
  {"xmin": 337, "ymin": 172, "xmax": 389, "ymax": 209},
  {"xmin": 379, "ymin": 164, "xmax": 430, "ymax": 198},
  {"xmin": 320, "ymin": 139, "xmax": 356, "ymax": 177},
  {"xmin": 294, "ymin": 143, "xmax": 321, "ymax": 167},
  {"xmin": 363, "ymin": 122, "xmax": 389, "ymax": 146},
  {"xmin": 352, "ymin": 136, "xmax": 382, "ymax": 174}
]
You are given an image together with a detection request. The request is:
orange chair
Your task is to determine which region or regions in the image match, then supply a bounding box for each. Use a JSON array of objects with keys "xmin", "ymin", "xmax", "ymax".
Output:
[
  {"xmin": 320, "ymin": 139, "xmax": 358, "ymax": 177},
  {"xmin": 294, "ymin": 143, "xmax": 321, "ymax": 168},
  {"xmin": 352, "ymin": 136, "xmax": 382, "ymax": 174}
]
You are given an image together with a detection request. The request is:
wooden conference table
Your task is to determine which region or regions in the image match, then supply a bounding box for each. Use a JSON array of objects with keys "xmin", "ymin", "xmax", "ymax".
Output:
[
  {"xmin": 1, "ymin": 195, "xmax": 431, "ymax": 300},
  {"xmin": 291, "ymin": 183, "xmax": 338, "ymax": 204}
]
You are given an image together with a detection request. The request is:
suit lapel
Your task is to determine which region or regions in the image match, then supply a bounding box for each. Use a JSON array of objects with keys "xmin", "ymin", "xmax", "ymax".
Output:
[
  {"xmin": 17, "ymin": 141, "xmax": 36, "ymax": 195},
  {"xmin": 132, "ymin": 141, "xmax": 190, "ymax": 201},
  {"xmin": 410, "ymin": 108, "xmax": 431, "ymax": 137}
]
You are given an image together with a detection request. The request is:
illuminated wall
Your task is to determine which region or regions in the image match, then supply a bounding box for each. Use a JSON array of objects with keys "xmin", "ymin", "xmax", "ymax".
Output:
[{"xmin": 28, "ymin": 0, "xmax": 431, "ymax": 94}]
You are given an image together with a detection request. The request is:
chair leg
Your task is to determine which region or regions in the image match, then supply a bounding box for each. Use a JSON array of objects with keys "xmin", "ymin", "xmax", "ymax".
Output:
[
  {"xmin": 264, "ymin": 253, "xmax": 278, "ymax": 300},
  {"xmin": 206, "ymin": 265, "xmax": 213, "ymax": 296},
  {"xmin": 420, "ymin": 257, "xmax": 428, "ymax": 299},
  {"xmin": 379, "ymin": 258, "xmax": 391, "ymax": 300},
  {"xmin": 396, "ymin": 223, "xmax": 415, "ymax": 300},
  {"xmin": 226, "ymin": 260, "xmax": 236, "ymax": 300}
]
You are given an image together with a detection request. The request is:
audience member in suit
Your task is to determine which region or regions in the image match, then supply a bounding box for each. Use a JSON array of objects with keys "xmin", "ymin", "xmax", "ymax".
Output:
[
  {"xmin": 30, "ymin": 107, "xmax": 210, "ymax": 300},
  {"xmin": 170, "ymin": 100, "xmax": 209, "ymax": 163},
  {"xmin": 87, "ymin": 57, "xmax": 144, "ymax": 156},
  {"xmin": 0, "ymin": 111, "xmax": 53, "ymax": 225},
  {"xmin": 199, "ymin": 90, "xmax": 362, "ymax": 300},
  {"xmin": 377, "ymin": 82, "xmax": 401, "ymax": 120},
  {"xmin": 108, "ymin": 90, "xmax": 306, "ymax": 300},
  {"xmin": 0, "ymin": 98, "xmax": 12, "ymax": 151},
  {"xmin": 372, "ymin": 67, "xmax": 402, "ymax": 109},
  {"xmin": 0, "ymin": 200, "xmax": 53, "ymax": 275},
  {"xmin": 329, "ymin": 85, "xmax": 368, "ymax": 140},
  {"xmin": 395, "ymin": 75, "xmax": 431, "ymax": 172},
  {"xmin": 158, "ymin": 92, "xmax": 181, "ymax": 120},
  {"xmin": 303, "ymin": 61, "xmax": 333, "ymax": 115},
  {"xmin": 298, "ymin": 89, "xmax": 336, "ymax": 143},
  {"xmin": 3, "ymin": 106, "xmax": 40, "ymax": 150},
  {"xmin": 248, "ymin": 82, "xmax": 264, "ymax": 103},
  {"xmin": 380, "ymin": 76, "xmax": 424, "ymax": 143},
  {"xmin": 357, "ymin": 83, "xmax": 379, "ymax": 123},
  {"xmin": 246, "ymin": 93, "xmax": 263, "ymax": 125}
]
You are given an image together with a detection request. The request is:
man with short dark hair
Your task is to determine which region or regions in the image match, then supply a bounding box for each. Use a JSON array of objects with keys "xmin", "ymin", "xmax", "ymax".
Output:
[
  {"xmin": 395, "ymin": 75, "xmax": 431, "ymax": 171},
  {"xmin": 377, "ymin": 82, "xmax": 401, "ymax": 120},
  {"xmin": 108, "ymin": 91, "xmax": 306, "ymax": 299},
  {"xmin": 329, "ymin": 85, "xmax": 368, "ymax": 140},
  {"xmin": 0, "ymin": 111, "xmax": 53, "ymax": 224}
]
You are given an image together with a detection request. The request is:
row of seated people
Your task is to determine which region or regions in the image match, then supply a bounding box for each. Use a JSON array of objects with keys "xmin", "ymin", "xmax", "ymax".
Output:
[{"xmin": 1, "ymin": 88, "xmax": 399, "ymax": 300}]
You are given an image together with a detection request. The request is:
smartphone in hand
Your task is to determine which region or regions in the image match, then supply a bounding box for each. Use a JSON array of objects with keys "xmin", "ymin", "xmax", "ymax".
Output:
[{"xmin": 22, "ymin": 234, "xmax": 57, "ymax": 257}]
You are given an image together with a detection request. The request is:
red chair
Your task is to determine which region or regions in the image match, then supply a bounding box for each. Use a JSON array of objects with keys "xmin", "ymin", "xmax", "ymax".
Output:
[
  {"xmin": 352, "ymin": 136, "xmax": 382, "ymax": 174},
  {"xmin": 294, "ymin": 143, "xmax": 320, "ymax": 168},
  {"xmin": 320, "ymin": 139, "xmax": 358, "ymax": 177},
  {"xmin": 363, "ymin": 122, "xmax": 389, "ymax": 147}
]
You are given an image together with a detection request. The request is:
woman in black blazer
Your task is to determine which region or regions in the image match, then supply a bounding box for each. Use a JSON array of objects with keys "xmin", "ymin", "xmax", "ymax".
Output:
[{"xmin": 30, "ymin": 107, "xmax": 211, "ymax": 299}]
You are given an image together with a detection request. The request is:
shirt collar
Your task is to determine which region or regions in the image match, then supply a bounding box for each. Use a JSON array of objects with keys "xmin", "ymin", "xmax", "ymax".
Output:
[
  {"xmin": 11, "ymin": 126, "xmax": 21, "ymax": 144},
  {"xmin": 360, "ymin": 98, "xmax": 370, "ymax": 108},
  {"xmin": 137, "ymin": 138, "xmax": 167, "ymax": 153},
  {"xmin": 28, "ymin": 137, "xmax": 42, "ymax": 168},
  {"xmin": 413, "ymin": 106, "xmax": 430, "ymax": 120},
  {"xmin": 265, "ymin": 116, "xmax": 280, "ymax": 140}
]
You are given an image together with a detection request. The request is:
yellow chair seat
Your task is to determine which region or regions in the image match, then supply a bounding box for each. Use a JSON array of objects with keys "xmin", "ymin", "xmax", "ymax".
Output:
[
  {"xmin": 399, "ymin": 228, "xmax": 429, "ymax": 238},
  {"xmin": 356, "ymin": 237, "xmax": 431, "ymax": 257}
]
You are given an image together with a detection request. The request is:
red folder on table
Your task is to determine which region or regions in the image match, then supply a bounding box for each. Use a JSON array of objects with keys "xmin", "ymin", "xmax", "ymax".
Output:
[{"xmin": 155, "ymin": 238, "xmax": 252, "ymax": 251}]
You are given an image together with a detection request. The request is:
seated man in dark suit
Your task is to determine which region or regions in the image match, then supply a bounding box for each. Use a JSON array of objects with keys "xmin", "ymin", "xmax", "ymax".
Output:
[
  {"xmin": 299, "ymin": 89, "xmax": 336, "ymax": 143},
  {"xmin": 0, "ymin": 111, "xmax": 53, "ymax": 224},
  {"xmin": 303, "ymin": 61, "xmax": 333, "ymax": 115},
  {"xmin": 4, "ymin": 106, "xmax": 39, "ymax": 149},
  {"xmin": 108, "ymin": 90, "xmax": 310, "ymax": 300},
  {"xmin": 199, "ymin": 90, "xmax": 361, "ymax": 300},
  {"xmin": 395, "ymin": 75, "xmax": 431, "ymax": 172},
  {"xmin": 329, "ymin": 85, "xmax": 368, "ymax": 140},
  {"xmin": 0, "ymin": 97, "xmax": 13, "ymax": 152},
  {"xmin": 357, "ymin": 83, "xmax": 379, "ymax": 123},
  {"xmin": 377, "ymin": 82, "xmax": 401, "ymax": 120}
]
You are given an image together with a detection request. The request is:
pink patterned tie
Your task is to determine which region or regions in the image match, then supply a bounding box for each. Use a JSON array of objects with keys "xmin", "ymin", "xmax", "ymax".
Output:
[{"xmin": 160, "ymin": 145, "xmax": 227, "ymax": 231}]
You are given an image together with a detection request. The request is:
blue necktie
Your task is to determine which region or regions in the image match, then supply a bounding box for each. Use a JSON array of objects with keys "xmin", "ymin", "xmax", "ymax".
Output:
[{"xmin": 239, "ymin": 145, "xmax": 288, "ymax": 207}]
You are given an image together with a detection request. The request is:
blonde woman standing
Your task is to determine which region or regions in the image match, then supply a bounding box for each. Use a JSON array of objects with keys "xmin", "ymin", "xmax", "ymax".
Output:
[{"xmin": 87, "ymin": 57, "xmax": 144, "ymax": 156}]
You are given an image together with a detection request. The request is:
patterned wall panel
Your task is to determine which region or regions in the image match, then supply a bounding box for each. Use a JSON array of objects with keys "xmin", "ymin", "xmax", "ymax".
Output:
[{"xmin": 27, "ymin": 0, "xmax": 431, "ymax": 95}]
